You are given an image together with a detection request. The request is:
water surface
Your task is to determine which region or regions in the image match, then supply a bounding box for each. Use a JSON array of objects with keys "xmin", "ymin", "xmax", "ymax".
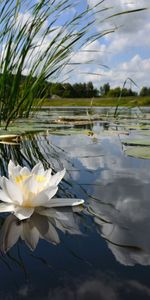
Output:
[{"xmin": 0, "ymin": 107, "xmax": 150, "ymax": 300}]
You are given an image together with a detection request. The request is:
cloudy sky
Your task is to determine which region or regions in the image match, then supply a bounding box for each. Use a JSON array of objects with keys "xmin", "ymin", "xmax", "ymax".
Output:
[
  {"xmin": 65, "ymin": 0, "xmax": 150, "ymax": 92},
  {"xmin": 12, "ymin": 0, "xmax": 150, "ymax": 92}
]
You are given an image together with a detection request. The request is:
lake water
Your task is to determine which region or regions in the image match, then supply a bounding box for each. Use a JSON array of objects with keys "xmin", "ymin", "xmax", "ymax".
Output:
[{"xmin": 0, "ymin": 107, "xmax": 150, "ymax": 300}]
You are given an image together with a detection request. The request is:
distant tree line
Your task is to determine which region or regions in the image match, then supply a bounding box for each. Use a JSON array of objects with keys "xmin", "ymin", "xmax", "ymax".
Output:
[
  {"xmin": 18, "ymin": 79, "xmax": 98, "ymax": 98},
  {"xmin": 139, "ymin": 86, "xmax": 150, "ymax": 97},
  {"xmin": 2, "ymin": 74, "xmax": 150, "ymax": 99},
  {"xmin": 37, "ymin": 81, "xmax": 139, "ymax": 98},
  {"xmin": 46, "ymin": 81, "xmax": 98, "ymax": 98},
  {"xmin": 99, "ymin": 83, "xmax": 150, "ymax": 98},
  {"xmin": 45, "ymin": 82, "xmax": 150, "ymax": 98},
  {"xmin": 99, "ymin": 82, "xmax": 138, "ymax": 97}
]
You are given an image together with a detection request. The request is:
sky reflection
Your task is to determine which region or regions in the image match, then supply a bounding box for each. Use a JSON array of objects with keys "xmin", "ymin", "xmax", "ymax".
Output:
[
  {"xmin": 0, "ymin": 108, "xmax": 150, "ymax": 299},
  {"xmin": 89, "ymin": 176, "xmax": 150, "ymax": 266}
]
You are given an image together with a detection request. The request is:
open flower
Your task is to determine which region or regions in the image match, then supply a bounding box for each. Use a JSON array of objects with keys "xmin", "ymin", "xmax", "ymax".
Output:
[{"xmin": 0, "ymin": 160, "xmax": 84, "ymax": 220}]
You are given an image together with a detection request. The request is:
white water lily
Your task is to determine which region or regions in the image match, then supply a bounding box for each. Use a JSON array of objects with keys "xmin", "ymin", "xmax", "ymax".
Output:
[{"xmin": 0, "ymin": 160, "xmax": 84, "ymax": 220}]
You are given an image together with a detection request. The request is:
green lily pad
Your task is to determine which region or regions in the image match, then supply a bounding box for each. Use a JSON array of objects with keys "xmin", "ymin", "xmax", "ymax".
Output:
[
  {"xmin": 121, "ymin": 138, "xmax": 150, "ymax": 146},
  {"xmin": 135, "ymin": 130, "xmax": 150, "ymax": 136},
  {"xmin": 125, "ymin": 147, "xmax": 150, "ymax": 159},
  {"xmin": 47, "ymin": 129, "xmax": 94, "ymax": 136},
  {"xmin": 122, "ymin": 124, "xmax": 150, "ymax": 130}
]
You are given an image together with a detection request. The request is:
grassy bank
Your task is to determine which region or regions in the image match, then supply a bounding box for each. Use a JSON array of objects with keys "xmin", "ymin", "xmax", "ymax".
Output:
[{"xmin": 40, "ymin": 96, "xmax": 150, "ymax": 107}]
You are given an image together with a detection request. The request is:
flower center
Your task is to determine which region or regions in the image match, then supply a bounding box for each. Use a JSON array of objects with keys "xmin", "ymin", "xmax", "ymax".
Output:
[
  {"xmin": 15, "ymin": 175, "xmax": 29, "ymax": 184},
  {"xmin": 35, "ymin": 175, "xmax": 46, "ymax": 183},
  {"xmin": 22, "ymin": 199, "xmax": 33, "ymax": 208},
  {"xmin": 15, "ymin": 174, "xmax": 48, "ymax": 207}
]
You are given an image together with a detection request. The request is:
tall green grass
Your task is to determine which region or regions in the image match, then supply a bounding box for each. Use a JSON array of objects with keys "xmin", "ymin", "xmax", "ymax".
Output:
[{"xmin": 0, "ymin": 1, "xmax": 146, "ymax": 129}]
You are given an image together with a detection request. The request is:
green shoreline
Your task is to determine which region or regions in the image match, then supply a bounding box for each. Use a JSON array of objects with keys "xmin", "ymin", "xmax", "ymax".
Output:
[{"xmin": 40, "ymin": 96, "xmax": 150, "ymax": 107}]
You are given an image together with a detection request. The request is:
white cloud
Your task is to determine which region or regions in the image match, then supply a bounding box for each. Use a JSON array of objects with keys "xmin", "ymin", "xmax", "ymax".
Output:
[
  {"xmin": 64, "ymin": 0, "xmax": 149, "ymax": 89},
  {"xmin": 71, "ymin": 40, "xmax": 107, "ymax": 64},
  {"xmin": 98, "ymin": 55, "xmax": 150, "ymax": 90},
  {"xmin": 64, "ymin": 54, "xmax": 150, "ymax": 90}
]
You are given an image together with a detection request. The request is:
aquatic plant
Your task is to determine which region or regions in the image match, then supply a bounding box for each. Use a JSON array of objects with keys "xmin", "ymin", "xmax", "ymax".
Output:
[
  {"xmin": 0, "ymin": 1, "xmax": 146, "ymax": 129},
  {"xmin": 0, "ymin": 160, "xmax": 84, "ymax": 220}
]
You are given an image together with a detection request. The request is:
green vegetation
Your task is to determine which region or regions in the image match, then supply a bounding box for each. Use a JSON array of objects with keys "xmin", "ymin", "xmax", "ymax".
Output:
[
  {"xmin": 40, "ymin": 96, "xmax": 150, "ymax": 107},
  {"xmin": 23, "ymin": 80, "xmax": 150, "ymax": 101},
  {"xmin": 32, "ymin": 80, "xmax": 150, "ymax": 99},
  {"xmin": 125, "ymin": 147, "xmax": 150, "ymax": 159},
  {"xmin": 1, "ymin": 0, "xmax": 111, "ymax": 129},
  {"xmin": 0, "ymin": 1, "xmax": 147, "ymax": 129},
  {"xmin": 140, "ymin": 87, "xmax": 150, "ymax": 97},
  {"xmin": 99, "ymin": 82, "xmax": 138, "ymax": 97}
]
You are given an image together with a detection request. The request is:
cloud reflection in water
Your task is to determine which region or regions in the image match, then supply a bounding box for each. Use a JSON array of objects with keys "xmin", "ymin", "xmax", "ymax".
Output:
[{"xmin": 89, "ymin": 176, "xmax": 150, "ymax": 266}]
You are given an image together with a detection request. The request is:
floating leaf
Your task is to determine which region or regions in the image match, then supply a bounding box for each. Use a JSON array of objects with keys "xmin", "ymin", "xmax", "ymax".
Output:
[
  {"xmin": 0, "ymin": 134, "xmax": 21, "ymax": 144},
  {"xmin": 125, "ymin": 147, "xmax": 150, "ymax": 159},
  {"xmin": 135, "ymin": 130, "xmax": 150, "ymax": 136},
  {"xmin": 121, "ymin": 139, "xmax": 150, "ymax": 146}
]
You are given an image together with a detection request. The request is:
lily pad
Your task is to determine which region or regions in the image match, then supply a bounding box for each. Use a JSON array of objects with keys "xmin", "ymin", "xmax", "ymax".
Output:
[
  {"xmin": 121, "ymin": 138, "xmax": 150, "ymax": 146},
  {"xmin": 47, "ymin": 129, "xmax": 94, "ymax": 136},
  {"xmin": 122, "ymin": 124, "xmax": 150, "ymax": 130},
  {"xmin": 125, "ymin": 147, "xmax": 150, "ymax": 159},
  {"xmin": 0, "ymin": 134, "xmax": 21, "ymax": 143},
  {"xmin": 135, "ymin": 130, "xmax": 150, "ymax": 136},
  {"xmin": 0, "ymin": 134, "xmax": 20, "ymax": 140}
]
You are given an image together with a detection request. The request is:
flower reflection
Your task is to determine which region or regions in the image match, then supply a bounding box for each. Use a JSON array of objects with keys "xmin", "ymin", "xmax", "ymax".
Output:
[
  {"xmin": 0, "ymin": 207, "xmax": 83, "ymax": 252},
  {"xmin": 0, "ymin": 160, "xmax": 84, "ymax": 220}
]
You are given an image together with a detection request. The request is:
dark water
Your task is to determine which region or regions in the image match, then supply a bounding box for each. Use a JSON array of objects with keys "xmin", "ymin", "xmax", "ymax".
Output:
[{"xmin": 0, "ymin": 107, "xmax": 150, "ymax": 300}]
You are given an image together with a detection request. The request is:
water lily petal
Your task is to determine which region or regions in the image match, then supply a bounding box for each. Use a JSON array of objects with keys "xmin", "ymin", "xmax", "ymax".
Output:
[
  {"xmin": 20, "ymin": 167, "xmax": 30, "ymax": 176},
  {"xmin": 8, "ymin": 160, "xmax": 22, "ymax": 178},
  {"xmin": 8, "ymin": 160, "xmax": 15, "ymax": 176},
  {"xmin": 53, "ymin": 219, "xmax": 66, "ymax": 234},
  {"xmin": 0, "ymin": 214, "xmax": 21, "ymax": 253},
  {"xmin": 38, "ymin": 208, "xmax": 69, "ymax": 220},
  {"xmin": 30, "ymin": 213, "xmax": 60, "ymax": 244},
  {"xmin": 31, "ymin": 161, "xmax": 44, "ymax": 175},
  {"xmin": 0, "ymin": 190, "xmax": 13, "ymax": 203},
  {"xmin": 32, "ymin": 186, "xmax": 58, "ymax": 207},
  {"xmin": 23, "ymin": 176, "xmax": 38, "ymax": 194},
  {"xmin": 49, "ymin": 169, "xmax": 66, "ymax": 186},
  {"xmin": 1, "ymin": 177, "xmax": 23, "ymax": 205},
  {"xmin": 22, "ymin": 220, "xmax": 40, "ymax": 251},
  {"xmin": 44, "ymin": 198, "xmax": 84, "ymax": 208},
  {"xmin": 44, "ymin": 169, "xmax": 52, "ymax": 184},
  {"xmin": 43, "ymin": 222, "xmax": 60, "ymax": 245},
  {"xmin": 31, "ymin": 213, "xmax": 49, "ymax": 233},
  {"xmin": 14, "ymin": 207, "xmax": 34, "ymax": 220},
  {"xmin": 0, "ymin": 203, "xmax": 15, "ymax": 212}
]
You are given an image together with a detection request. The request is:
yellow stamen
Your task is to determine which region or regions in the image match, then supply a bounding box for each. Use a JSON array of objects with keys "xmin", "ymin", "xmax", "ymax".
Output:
[
  {"xmin": 35, "ymin": 175, "xmax": 46, "ymax": 183},
  {"xmin": 15, "ymin": 175, "xmax": 29, "ymax": 184}
]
